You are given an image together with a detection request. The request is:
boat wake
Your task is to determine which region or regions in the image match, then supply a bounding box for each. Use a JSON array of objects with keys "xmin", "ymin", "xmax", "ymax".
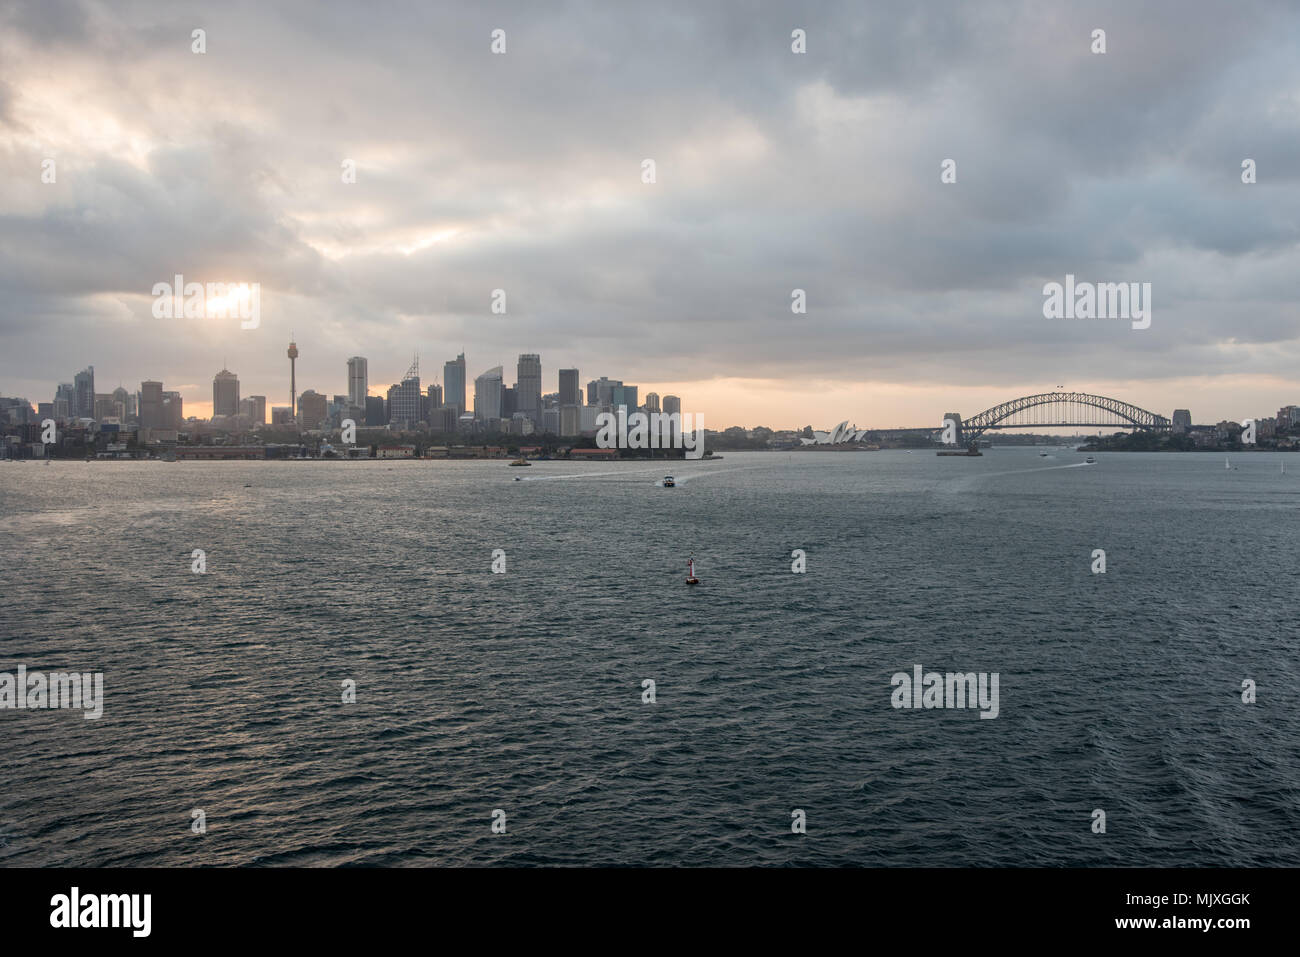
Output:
[
  {"xmin": 517, "ymin": 466, "xmax": 669, "ymax": 482},
  {"xmin": 964, "ymin": 460, "xmax": 1093, "ymax": 482},
  {"xmin": 516, "ymin": 463, "xmax": 770, "ymax": 485},
  {"xmin": 660, "ymin": 465, "xmax": 769, "ymax": 485},
  {"xmin": 935, "ymin": 460, "xmax": 1094, "ymax": 494}
]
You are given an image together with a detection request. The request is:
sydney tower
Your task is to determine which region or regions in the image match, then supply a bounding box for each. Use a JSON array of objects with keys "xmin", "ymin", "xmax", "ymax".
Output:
[{"xmin": 287, "ymin": 339, "xmax": 299, "ymax": 427}]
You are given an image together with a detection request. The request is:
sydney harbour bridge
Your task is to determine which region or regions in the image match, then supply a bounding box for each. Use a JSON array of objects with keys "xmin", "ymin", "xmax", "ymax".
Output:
[
  {"xmin": 942, "ymin": 391, "xmax": 1171, "ymax": 444},
  {"xmin": 806, "ymin": 391, "xmax": 1171, "ymax": 445}
]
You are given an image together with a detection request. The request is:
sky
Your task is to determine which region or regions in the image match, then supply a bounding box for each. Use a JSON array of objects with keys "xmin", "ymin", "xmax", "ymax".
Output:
[{"xmin": 1, "ymin": 0, "xmax": 1297, "ymax": 429}]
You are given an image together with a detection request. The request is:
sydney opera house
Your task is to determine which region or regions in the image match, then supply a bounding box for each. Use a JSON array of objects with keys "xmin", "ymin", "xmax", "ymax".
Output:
[{"xmin": 799, "ymin": 421, "xmax": 873, "ymax": 445}]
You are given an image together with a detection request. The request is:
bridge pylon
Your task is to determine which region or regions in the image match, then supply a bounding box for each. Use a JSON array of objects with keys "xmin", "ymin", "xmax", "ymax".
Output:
[{"xmin": 941, "ymin": 412, "xmax": 964, "ymax": 446}]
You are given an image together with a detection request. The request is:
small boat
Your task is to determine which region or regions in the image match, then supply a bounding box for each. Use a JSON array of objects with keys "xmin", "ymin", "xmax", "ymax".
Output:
[
  {"xmin": 662, "ymin": 475, "xmax": 675, "ymax": 487},
  {"xmin": 685, "ymin": 557, "xmax": 699, "ymax": 585},
  {"xmin": 1225, "ymin": 458, "xmax": 1230, "ymax": 471},
  {"xmin": 1039, "ymin": 452, "xmax": 1048, "ymax": 457},
  {"xmin": 1085, "ymin": 456, "xmax": 1095, "ymax": 464},
  {"xmin": 509, "ymin": 457, "xmax": 530, "ymax": 467}
]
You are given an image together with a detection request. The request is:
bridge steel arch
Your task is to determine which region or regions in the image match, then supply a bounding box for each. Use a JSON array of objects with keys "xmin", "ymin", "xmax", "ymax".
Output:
[{"xmin": 959, "ymin": 392, "xmax": 1171, "ymax": 440}]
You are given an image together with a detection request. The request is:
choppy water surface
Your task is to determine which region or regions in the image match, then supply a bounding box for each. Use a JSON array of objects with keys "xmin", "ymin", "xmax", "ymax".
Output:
[{"xmin": 1, "ymin": 449, "xmax": 1297, "ymax": 866}]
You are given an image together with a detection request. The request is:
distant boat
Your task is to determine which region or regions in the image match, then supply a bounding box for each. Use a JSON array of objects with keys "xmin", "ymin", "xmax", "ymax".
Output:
[
  {"xmin": 686, "ymin": 557, "xmax": 699, "ymax": 585},
  {"xmin": 662, "ymin": 475, "xmax": 675, "ymax": 487},
  {"xmin": 1225, "ymin": 458, "xmax": 1231, "ymax": 471},
  {"xmin": 509, "ymin": 457, "xmax": 530, "ymax": 467},
  {"xmin": 1039, "ymin": 452, "xmax": 1048, "ymax": 457},
  {"xmin": 1085, "ymin": 456, "xmax": 1095, "ymax": 464}
]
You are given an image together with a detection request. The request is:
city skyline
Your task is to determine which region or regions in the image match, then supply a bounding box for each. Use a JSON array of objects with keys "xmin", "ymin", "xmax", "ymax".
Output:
[
  {"xmin": 2, "ymin": 2, "xmax": 1298, "ymax": 429},
  {"xmin": 9, "ymin": 343, "xmax": 1295, "ymax": 435},
  {"xmin": 14, "ymin": 343, "xmax": 703, "ymax": 432}
]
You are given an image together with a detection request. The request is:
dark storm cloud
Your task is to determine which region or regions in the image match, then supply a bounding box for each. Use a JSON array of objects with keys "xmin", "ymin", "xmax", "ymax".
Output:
[{"xmin": 0, "ymin": 0, "xmax": 1297, "ymax": 418}]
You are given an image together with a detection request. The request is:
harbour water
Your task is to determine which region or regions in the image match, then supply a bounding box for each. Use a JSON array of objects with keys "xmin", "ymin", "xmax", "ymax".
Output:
[{"xmin": 1, "ymin": 449, "xmax": 1297, "ymax": 866}]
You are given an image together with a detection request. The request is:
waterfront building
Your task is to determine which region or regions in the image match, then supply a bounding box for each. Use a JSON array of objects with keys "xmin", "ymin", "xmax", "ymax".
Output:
[
  {"xmin": 511, "ymin": 411, "xmax": 536, "ymax": 435},
  {"xmin": 541, "ymin": 406, "xmax": 561, "ymax": 435},
  {"xmin": 430, "ymin": 406, "xmax": 457, "ymax": 432},
  {"xmin": 560, "ymin": 404, "xmax": 581, "ymax": 436},
  {"xmin": 213, "ymin": 368, "xmax": 240, "ymax": 417},
  {"xmin": 299, "ymin": 390, "xmax": 328, "ymax": 429}
]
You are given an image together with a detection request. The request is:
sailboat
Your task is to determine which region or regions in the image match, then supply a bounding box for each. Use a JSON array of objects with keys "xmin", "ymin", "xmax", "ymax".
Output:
[
  {"xmin": 686, "ymin": 557, "xmax": 700, "ymax": 586},
  {"xmin": 1225, "ymin": 458, "xmax": 1231, "ymax": 470}
]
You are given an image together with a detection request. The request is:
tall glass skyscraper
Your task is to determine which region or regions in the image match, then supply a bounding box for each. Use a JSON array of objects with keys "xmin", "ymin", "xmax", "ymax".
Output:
[
  {"xmin": 559, "ymin": 368, "xmax": 580, "ymax": 407},
  {"xmin": 74, "ymin": 366, "xmax": 95, "ymax": 419},
  {"xmin": 139, "ymin": 380, "xmax": 164, "ymax": 429},
  {"xmin": 444, "ymin": 353, "xmax": 466, "ymax": 415},
  {"xmin": 612, "ymin": 384, "xmax": 638, "ymax": 411},
  {"xmin": 212, "ymin": 368, "xmax": 240, "ymax": 417},
  {"xmin": 347, "ymin": 356, "xmax": 368, "ymax": 408},
  {"xmin": 388, "ymin": 359, "xmax": 421, "ymax": 426},
  {"xmin": 516, "ymin": 354, "xmax": 541, "ymax": 424},
  {"xmin": 474, "ymin": 366, "xmax": 503, "ymax": 421}
]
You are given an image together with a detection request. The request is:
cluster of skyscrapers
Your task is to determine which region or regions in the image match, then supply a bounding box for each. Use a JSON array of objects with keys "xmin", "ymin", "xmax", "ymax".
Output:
[
  {"xmin": 7, "ymin": 346, "xmax": 681, "ymax": 441},
  {"xmin": 32, "ymin": 366, "xmax": 196, "ymax": 433},
  {"xmin": 347, "ymin": 349, "xmax": 681, "ymax": 438}
]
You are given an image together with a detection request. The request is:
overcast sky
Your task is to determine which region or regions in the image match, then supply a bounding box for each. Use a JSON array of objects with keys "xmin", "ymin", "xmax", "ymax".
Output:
[{"xmin": 1, "ymin": 0, "xmax": 1297, "ymax": 428}]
